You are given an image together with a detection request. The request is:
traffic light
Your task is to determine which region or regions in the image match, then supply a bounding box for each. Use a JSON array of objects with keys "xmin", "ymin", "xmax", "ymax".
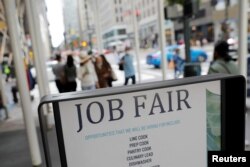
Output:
[
  {"xmin": 81, "ymin": 41, "xmax": 88, "ymax": 47},
  {"xmin": 164, "ymin": 7, "xmax": 168, "ymax": 20},
  {"xmin": 184, "ymin": 0, "xmax": 199, "ymax": 17}
]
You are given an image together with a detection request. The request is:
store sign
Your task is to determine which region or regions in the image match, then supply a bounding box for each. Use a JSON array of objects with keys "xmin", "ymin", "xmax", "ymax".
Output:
[{"xmin": 56, "ymin": 81, "xmax": 220, "ymax": 167}]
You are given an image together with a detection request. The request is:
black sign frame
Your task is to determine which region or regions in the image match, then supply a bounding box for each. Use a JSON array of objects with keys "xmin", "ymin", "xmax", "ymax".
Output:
[{"xmin": 38, "ymin": 74, "xmax": 246, "ymax": 167}]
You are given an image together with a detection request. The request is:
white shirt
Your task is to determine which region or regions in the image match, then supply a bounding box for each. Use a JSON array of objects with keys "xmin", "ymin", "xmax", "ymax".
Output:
[{"xmin": 77, "ymin": 60, "xmax": 98, "ymax": 87}]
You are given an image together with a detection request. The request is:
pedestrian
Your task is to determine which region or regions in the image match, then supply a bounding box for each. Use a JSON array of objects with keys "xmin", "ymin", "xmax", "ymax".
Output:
[
  {"xmin": 172, "ymin": 48, "xmax": 185, "ymax": 78},
  {"xmin": 208, "ymin": 40, "xmax": 239, "ymax": 75},
  {"xmin": 10, "ymin": 61, "xmax": 35, "ymax": 103},
  {"xmin": 78, "ymin": 54, "xmax": 99, "ymax": 91},
  {"xmin": 52, "ymin": 54, "xmax": 65, "ymax": 93},
  {"xmin": 101, "ymin": 54, "xmax": 117, "ymax": 87},
  {"xmin": 64, "ymin": 55, "xmax": 77, "ymax": 92},
  {"xmin": 119, "ymin": 47, "xmax": 136, "ymax": 85},
  {"xmin": 2, "ymin": 53, "xmax": 10, "ymax": 82},
  {"xmin": 94, "ymin": 54, "xmax": 113, "ymax": 88},
  {"xmin": 3, "ymin": 64, "xmax": 10, "ymax": 82}
]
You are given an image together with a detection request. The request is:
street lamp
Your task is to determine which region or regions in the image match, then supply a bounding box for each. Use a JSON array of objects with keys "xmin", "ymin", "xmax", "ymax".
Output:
[
  {"xmin": 131, "ymin": 0, "xmax": 142, "ymax": 83},
  {"xmin": 183, "ymin": 0, "xmax": 201, "ymax": 77},
  {"xmin": 63, "ymin": 31, "xmax": 67, "ymax": 48},
  {"xmin": 158, "ymin": 0, "xmax": 167, "ymax": 80},
  {"xmin": 84, "ymin": 0, "xmax": 92, "ymax": 50}
]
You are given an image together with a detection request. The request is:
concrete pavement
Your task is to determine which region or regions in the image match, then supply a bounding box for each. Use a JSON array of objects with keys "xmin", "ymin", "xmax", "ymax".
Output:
[{"xmin": 0, "ymin": 86, "xmax": 60, "ymax": 167}]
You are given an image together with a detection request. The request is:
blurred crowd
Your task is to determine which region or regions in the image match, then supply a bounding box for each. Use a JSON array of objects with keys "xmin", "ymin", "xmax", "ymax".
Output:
[
  {"xmin": 0, "ymin": 46, "xmax": 137, "ymax": 105},
  {"xmin": 52, "ymin": 46, "xmax": 136, "ymax": 94},
  {"xmin": 0, "ymin": 39, "xmax": 240, "ymax": 105},
  {"xmin": 1, "ymin": 53, "xmax": 36, "ymax": 104}
]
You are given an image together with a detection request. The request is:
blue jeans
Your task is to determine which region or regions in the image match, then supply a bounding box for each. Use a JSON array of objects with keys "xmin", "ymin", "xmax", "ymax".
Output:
[
  {"xmin": 82, "ymin": 85, "xmax": 96, "ymax": 91},
  {"xmin": 124, "ymin": 75, "xmax": 136, "ymax": 85}
]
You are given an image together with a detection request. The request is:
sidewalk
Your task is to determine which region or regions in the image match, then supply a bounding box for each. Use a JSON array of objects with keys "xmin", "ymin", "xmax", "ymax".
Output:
[{"xmin": 0, "ymin": 92, "xmax": 60, "ymax": 167}]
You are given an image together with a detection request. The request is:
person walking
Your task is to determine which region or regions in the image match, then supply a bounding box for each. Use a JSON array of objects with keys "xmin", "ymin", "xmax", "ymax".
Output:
[
  {"xmin": 172, "ymin": 48, "xmax": 185, "ymax": 78},
  {"xmin": 119, "ymin": 47, "xmax": 136, "ymax": 85},
  {"xmin": 78, "ymin": 54, "xmax": 99, "ymax": 91},
  {"xmin": 94, "ymin": 54, "xmax": 113, "ymax": 88},
  {"xmin": 100, "ymin": 54, "xmax": 117, "ymax": 87},
  {"xmin": 10, "ymin": 61, "xmax": 36, "ymax": 103},
  {"xmin": 64, "ymin": 55, "xmax": 77, "ymax": 92},
  {"xmin": 52, "ymin": 54, "xmax": 65, "ymax": 93},
  {"xmin": 208, "ymin": 40, "xmax": 239, "ymax": 75}
]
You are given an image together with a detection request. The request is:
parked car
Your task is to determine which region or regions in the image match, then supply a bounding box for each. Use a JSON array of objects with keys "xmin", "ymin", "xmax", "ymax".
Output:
[
  {"xmin": 146, "ymin": 45, "xmax": 208, "ymax": 68},
  {"xmin": 30, "ymin": 60, "xmax": 57, "ymax": 82}
]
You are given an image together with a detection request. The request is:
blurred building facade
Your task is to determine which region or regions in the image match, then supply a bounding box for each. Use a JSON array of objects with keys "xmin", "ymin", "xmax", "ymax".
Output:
[
  {"xmin": 62, "ymin": 0, "xmax": 80, "ymax": 49},
  {"xmin": 0, "ymin": 0, "xmax": 51, "ymax": 60},
  {"xmin": 75, "ymin": 0, "xmax": 250, "ymax": 49},
  {"xmin": 166, "ymin": 0, "xmax": 250, "ymax": 45},
  {"xmin": 77, "ymin": 0, "xmax": 95, "ymax": 49},
  {"xmin": 212, "ymin": 0, "xmax": 241, "ymax": 42},
  {"xmin": 121, "ymin": 0, "xmax": 160, "ymax": 48},
  {"xmin": 76, "ymin": 0, "xmax": 128, "ymax": 49},
  {"xmin": 166, "ymin": 0, "xmax": 214, "ymax": 44},
  {"xmin": 96, "ymin": 0, "xmax": 128, "ymax": 48},
  {"xmin": 77, "ymin": 0, "xmax": 162, "ymax": 49}
]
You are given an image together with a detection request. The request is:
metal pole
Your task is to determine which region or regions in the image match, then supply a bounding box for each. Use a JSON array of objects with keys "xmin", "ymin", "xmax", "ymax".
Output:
[
  {"xmin": 238, "ymin": 0, "xmax": 248, "ymax": 151},
  {"xmin": 26, "ymin": 0, "xmax": 53, "ymax": 130},
  {"xmin": 85, "ymin": 0, "xmax": 92, "ymax": 50},
  {"xmin": 183, "ymin": 17, "xmax": 191, "ymax": 63},
  {"xmin": 238, "ymin": 0, "xmax": 248, "ymax": 79},
  {"xmin": 169, "ymin": 20, "xmax": 175, "ymax": 45},
  {"xmin": 131, "ymin": 0, "xmax": 142, "ymax": 83},
  {"xmin": 94, "ymin": 0, "xmax": 103, "ymax": 52},
  {"xmin": 78, "ymin": 0, "xmax": 84, "ymax": 42},
  {"xmin": 3, "ymin": 0, "xmax": 42, "ymax": 166},
  {"xmin": 158, "ymin": 0, "xmax": 167, "ymax": 80},
  {"xmin": 34, "ymin": 0, "xmax": 51, "ymax": 95},
  {"xmin": 225, "ymin": 0, "xmax": 229, "ymax": 21},
  {"xmin": 171, "ymin": 22, "xmax": 175, "ymax": 45},
  {"xmin": 25, "ymin": 0, "xmax": 49, "ymax": 98},
  {"xmin": 0, "ymin": 30, "xmax": 9, "ymax": 119},
  {"xmin": 0, "ymin": 70, "xmax": 8, "ymax": 119},
  {"xmin": 0, "ymin": 30, "xmax": 7, "ymax": 63},
  {"xmin": 223, "ymin": 0, "xmax": 230, "ymax": 40},
  {"xmin": 25, "ymin": 0, "xmax": 45, "ymax": 96}
]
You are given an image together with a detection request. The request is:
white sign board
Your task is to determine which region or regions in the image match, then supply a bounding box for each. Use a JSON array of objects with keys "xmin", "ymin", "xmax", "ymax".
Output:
[{"xmin": 56, "ymin": 81, "xmax": 220, "ymax": 167}]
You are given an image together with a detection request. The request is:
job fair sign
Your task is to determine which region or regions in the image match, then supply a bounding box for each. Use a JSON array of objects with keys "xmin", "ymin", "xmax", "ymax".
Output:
[{"xmin": 49, "ymin": 80, "xmax": 221, "ymax": 167}]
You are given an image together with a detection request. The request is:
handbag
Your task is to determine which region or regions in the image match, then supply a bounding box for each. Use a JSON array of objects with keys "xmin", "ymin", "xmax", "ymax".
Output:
[
  {"xmin": 60, "ymin": 66, "xmax": 68, "ymax": 85},
  {"xmin": 118, "ymin": 63, "xmax": 124, "ymax": 71},
  {"xmin": 60, "ymin": 74, "xmax": 68, "ymax": 85},
  {"xmin": 118, "ymin": 56, "xmax": 125, "ymax": 71},
  {"xmin": 111, "ymin": 69, "xmax": 117, "ymax": 81},
  {"xmin": 168, "ymin": 60, "xmax": 175, "ymax": 70}
]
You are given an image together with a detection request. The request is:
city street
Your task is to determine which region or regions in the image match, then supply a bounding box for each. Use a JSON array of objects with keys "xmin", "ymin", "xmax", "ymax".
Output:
[
  {"xmin": 104, "ymin": 44, "xmax": 214, "ymax": 86},
  {"xmin": 0, "ymin": 44, "xmax": 250, "ymax": 167},
  {"xmin": 0, "ymin": 0, "xmax": 250, "ymax": 166}
]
